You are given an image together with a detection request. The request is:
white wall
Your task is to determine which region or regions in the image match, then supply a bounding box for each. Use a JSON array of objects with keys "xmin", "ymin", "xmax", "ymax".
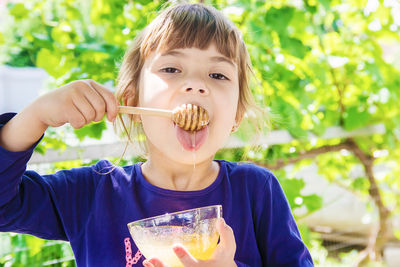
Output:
[{"xmin": 0, "ymin": 66, "xmax": 48, "ymax": 113}]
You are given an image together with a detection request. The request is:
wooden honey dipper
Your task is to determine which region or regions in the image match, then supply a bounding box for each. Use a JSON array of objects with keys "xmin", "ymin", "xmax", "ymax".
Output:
[{"xmin": 118, "ymin": 104, "xmax": 209, "ymax": 131}]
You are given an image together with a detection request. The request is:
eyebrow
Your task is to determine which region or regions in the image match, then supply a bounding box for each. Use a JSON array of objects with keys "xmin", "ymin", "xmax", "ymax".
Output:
[
  {"xmin": 161, "ymin": 50, "xmax": 184, "ymax": 57},
  {"xmin": 161, "ymin": 50, "xmax": 236, "ymax": 68},
  {"xmin": 210, "ymin": 56, "xmax": 236, "ymax": 68}
]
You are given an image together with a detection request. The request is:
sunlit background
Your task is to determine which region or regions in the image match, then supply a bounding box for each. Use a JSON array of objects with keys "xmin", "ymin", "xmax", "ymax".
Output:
[{"xmin": 0, "ymin": 0, "xmax": 400, "ymax": 266}]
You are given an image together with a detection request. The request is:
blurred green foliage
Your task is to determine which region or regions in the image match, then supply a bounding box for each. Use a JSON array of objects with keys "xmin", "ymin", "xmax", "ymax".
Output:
[
  {"xmin": 1, "ymin": 0, "xmax": 400, "ymax": 266},
  {"xmin": 0, "ymin": 233, "xmax": 75, "ymax": 266}
]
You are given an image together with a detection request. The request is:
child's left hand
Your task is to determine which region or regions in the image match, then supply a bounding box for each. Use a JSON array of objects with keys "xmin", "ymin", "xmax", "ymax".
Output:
[{"xmin": 142, "ymin": 218, "xmax": 237, "ymax": 267}]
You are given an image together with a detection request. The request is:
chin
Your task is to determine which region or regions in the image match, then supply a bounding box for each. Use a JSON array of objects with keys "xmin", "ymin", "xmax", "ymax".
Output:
[{"xmin": 169, "ymin": 148, "xmax": 214, "ymax": 165}]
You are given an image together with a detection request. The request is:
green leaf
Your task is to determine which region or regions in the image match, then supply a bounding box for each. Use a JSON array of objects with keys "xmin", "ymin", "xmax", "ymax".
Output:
[
  {"xmin": 395, "ymin": 229, "xmax": 400, "ymax": 241},
  {"xmin": 302, "ymin": 194, "xmax": 323, "ymax": 212},
  {"xmin": 297, "ymin": 224, "xmax": 313, "ymax": 247},
  {"xmin": 280, "ymin": 36, "xmax": 311, "ymax": 59},
  {"xmin": 36, "ymin": 48, "xmax": 62, "ymax": 77},
  {"xmin": 66, "ymin": 5, "xmax": 82, "ymax": 20},
  {"xmin": 271, "ymin": 97, "xmax": 308, "ymax": 139},
  {"xmin": 43, "ymin": 136, "xmax": 67, "ymax": 151},
  {"xmin": 136, "ymin": 0, "xmax": 153, "ymax": 5},
  {"xmin": 34, "ymin": 144, "xmax": 46, "ymax": 155},
  {"xmin": 311, "ymin": 115, "xmax": 326, "ymax": 136},
  {"xmin": 278, "ymin": 177, "xmax": 304, "ymax": 209},
  {"xmin": 32, "ymin": 33, "xmax": 52, "ymax": 49},
  {"xmin": 264, "ymin": 7, "xmax": 295, "ymax": 35},
  {"xmin": 51, "ymin": 25, "xmax": 73, "ymax": 45},
  {"xmin": 343, "ymin": 106, "xmax": 371, "ymax": 131},
  {"xmin": 36, "ymin": 48, "xmax": 75, "ymax": 78},
  {"xmin": 25, "ymin": 236, "xmax": 45, "ymax": 257},
  {"xmin": 318, "ymin": 0, "xmax": 331, "ymax": 11},
  {"xmin": 351, "ymin": 177, "xmax": 370, "ymax": 191},
  {"xmin": 9, "ymin": 3, "xmax": 29, "ymax": 20},
  {"xmin": 74, "ymin": 120, "xmax": 107, "ymax": 141}
]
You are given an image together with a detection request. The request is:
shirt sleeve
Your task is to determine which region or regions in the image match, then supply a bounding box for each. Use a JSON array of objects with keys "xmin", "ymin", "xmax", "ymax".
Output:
[
  {"xmin": 235, "ymin": 260, "xmax": 251, "ymax": 267},
  {"xmin": 0, "ymin": 113, "xmax": 98, "ymax": 241},
  {"xmin": 0, "ymin": 113, "xmax": 43, "ymax": 206},
  {"xmin": 256, "ymin": 171, "xmax": 314, "ymax": 266}
]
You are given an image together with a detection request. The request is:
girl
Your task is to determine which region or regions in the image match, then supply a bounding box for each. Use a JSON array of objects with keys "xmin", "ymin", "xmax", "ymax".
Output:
[{"xmin": 0, "ymin": 3, "xmax": 313, "ymax": 267}]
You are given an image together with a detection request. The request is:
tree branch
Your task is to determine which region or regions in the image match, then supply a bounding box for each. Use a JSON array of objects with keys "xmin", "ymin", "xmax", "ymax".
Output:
[
  {"xmin": 254, "ymin": 140, "xmax": 354, "ymax": 170},
  {"xmin": 346, "ymin": 139, "xmax": 391, "ymax": 264},
  {"xmin": 253, "ymin": 138, "xmax": 391, "ymax": 264}
]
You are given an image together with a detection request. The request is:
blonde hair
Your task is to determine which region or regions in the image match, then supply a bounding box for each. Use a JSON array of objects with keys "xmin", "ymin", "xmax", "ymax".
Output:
[{"xmin": 114, "ymin": 2, "xmax": 264, "ymax": 155}]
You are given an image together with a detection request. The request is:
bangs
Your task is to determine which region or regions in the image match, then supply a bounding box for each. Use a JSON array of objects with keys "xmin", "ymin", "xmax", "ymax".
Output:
[{"xmin": 140, "ymin": 4, "xmax": 241, "ymax": 62}]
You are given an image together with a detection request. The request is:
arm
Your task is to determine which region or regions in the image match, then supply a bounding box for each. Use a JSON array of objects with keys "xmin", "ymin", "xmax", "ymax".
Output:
[
  {"xmin": 256, "ymin": 172, "xmax": 314, "ymax": 266},
  {"xmin": 0, "ymin": 112, "xmax": 65, "ymax": 238},
  {"xmin": 0, "ymin": 79, "xmax": 118, "ymax": 152},
  {"xmin": 0, "ymin": 113, "xmax": 44, "ymax": 206},
  {"xmin": 0, "ymin": 108, "xmax": 47, "ymax": 152},
  {"xmin": 0, "ymin": 115, "xmax": 100, "ymax": 239},
  {"xmin": 0, "ymin": 80, "xmax": 118, "ymax": 238}
]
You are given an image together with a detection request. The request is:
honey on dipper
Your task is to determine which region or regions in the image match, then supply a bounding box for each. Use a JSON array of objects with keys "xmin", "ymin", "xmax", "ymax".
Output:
[{"xmin": 172, "ymin": 104, "xmax": 209, "ymax": 132}]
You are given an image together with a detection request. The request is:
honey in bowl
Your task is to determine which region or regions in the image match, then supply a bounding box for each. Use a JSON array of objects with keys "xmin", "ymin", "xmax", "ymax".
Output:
[{"xmin": 127, "ymin": 205, "xmax": 222, "ymax": 267}]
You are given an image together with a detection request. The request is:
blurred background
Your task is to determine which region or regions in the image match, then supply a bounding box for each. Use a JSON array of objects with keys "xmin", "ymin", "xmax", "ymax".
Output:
[{"xmin": 0, "ymin": 0, "xmax": 400, "ymax": 266}]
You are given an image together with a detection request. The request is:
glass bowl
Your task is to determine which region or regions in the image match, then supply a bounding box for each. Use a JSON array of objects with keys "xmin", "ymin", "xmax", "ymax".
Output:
[{"xmin": 127, "ymin": 205, "xmax": 222, "ymax": 267}]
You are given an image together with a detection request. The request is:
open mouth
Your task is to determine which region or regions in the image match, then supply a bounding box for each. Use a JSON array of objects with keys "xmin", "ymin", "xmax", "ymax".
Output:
[{"xmin": 173, "ymin": 103, "xmax": 210, "ymax": 151}]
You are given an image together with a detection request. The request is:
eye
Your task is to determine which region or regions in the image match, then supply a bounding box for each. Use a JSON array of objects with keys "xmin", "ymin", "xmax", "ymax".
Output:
[
  {"xmin": 160, "ymin": 67, "xmax": 181, "ymax": 73},
  {"xmin": 209, "ymin": 73, "xmax": 229, "ymax": 80}
]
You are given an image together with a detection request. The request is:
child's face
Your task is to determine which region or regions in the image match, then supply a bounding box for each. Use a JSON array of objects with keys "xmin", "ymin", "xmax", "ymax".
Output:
[{"xmin": 138, "ymin": 43, "xmax": 239, "ymax": 165}]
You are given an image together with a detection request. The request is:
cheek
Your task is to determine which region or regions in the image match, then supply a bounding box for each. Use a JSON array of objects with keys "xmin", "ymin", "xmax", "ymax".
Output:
[
  {"xmin": 219, "ymin": 88, "xmax": 239, "ymax": 121},
  {"xmin": 211, "ymin": 91, "xmax": 239, "ymax": 136},
  {"xmin": 139, "ymin": 69, "xmax": 170, "ymax": 106},
  {"xmin": 141, "ymin": 116, "xmax": 173, "ymax": 144}
]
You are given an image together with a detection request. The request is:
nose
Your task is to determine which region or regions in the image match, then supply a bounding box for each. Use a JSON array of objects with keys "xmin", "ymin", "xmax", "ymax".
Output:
[
  {"xmin": 184, "ymin": 87, "xmax": 209, "ymax": 95},
  {"xmin": 182, "ymin": 74, "xmax": 209, "ymax": 96}
]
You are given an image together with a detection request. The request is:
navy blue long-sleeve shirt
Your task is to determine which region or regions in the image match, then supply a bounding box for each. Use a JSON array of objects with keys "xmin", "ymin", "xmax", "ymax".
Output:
[{"xmin": 0, "ymin": 113, "xmax": 313, "ymax": 266}]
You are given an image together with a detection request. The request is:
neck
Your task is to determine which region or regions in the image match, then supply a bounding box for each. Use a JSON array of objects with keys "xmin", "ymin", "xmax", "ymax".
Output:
[{"xmin": 141, "ymin": 151, "xmax": 219, "ymax": 191}]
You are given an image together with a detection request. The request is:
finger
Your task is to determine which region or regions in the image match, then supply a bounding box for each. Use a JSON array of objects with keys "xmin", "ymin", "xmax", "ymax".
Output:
[
  {"xmin": 71, "ymin": 91, "xmax": 97, "ymax": 124},
  {"xmin": 85, "ymin": 80, "xmax": 118, "ymax": 122},
  {"xmin": 143, "ymin": 259, "xmax": 155, "ymax": 267},
  {"xmin": 142, "ymin": 259, "xmax": 153, "ymax": 267},
  {"xmin": 79, "ymin": 82, "xmax": 107, "ymax": 122},
  {"xmin": 68, "ymin": 105, "xmax": 87, "ymax": 129},
  {"xmin": 147, "ymin": 258, "xmax": 165, "ymax": 267},
  {"xmin": 173, "ymin": 244, "xmax": 198, "ymax": 266},
  {"xmin": 214, "ymin": 218, "xmax": 236, "ymax": 258}
]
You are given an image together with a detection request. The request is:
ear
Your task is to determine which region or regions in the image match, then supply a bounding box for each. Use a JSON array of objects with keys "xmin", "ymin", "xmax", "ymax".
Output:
[
  {"xmin": 124, "ymin": 92, "xmax": 141, "ymax": 123},
  {"xmin": 231, "ymin": 120, "xmax": 241, "ymax": 133},
  {"xmin": 232, "ymin": 109, "xmax": 245, "ymax": 133}
]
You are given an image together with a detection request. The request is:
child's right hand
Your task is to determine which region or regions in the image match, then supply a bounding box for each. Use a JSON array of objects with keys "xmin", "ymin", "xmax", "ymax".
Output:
[
  {"xmin": 0, "ymin": 79, "xmax": 118, "ymax": 152},
  {"xmin": 31, "ymin": 79, "xmax": 118, "ymax": 129}
]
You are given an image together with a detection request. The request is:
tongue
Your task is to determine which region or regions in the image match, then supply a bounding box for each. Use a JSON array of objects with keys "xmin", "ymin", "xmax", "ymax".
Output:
[{"xmin": 175, "ymin": 125, "xmax": 208, "ymax": 151}]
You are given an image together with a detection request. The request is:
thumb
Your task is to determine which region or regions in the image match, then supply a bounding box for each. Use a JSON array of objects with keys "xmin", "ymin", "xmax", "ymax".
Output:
[
  {"xmin": 214, "ymin": 218, "xmax": 236, "ymax": 258},
  {"xmin": 173, "ymin": 244, "xmax": 198, "ymax": 266},
  {"xmin": 143, "ymin": 258, "xmax": 165, "ymax": 267}
]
